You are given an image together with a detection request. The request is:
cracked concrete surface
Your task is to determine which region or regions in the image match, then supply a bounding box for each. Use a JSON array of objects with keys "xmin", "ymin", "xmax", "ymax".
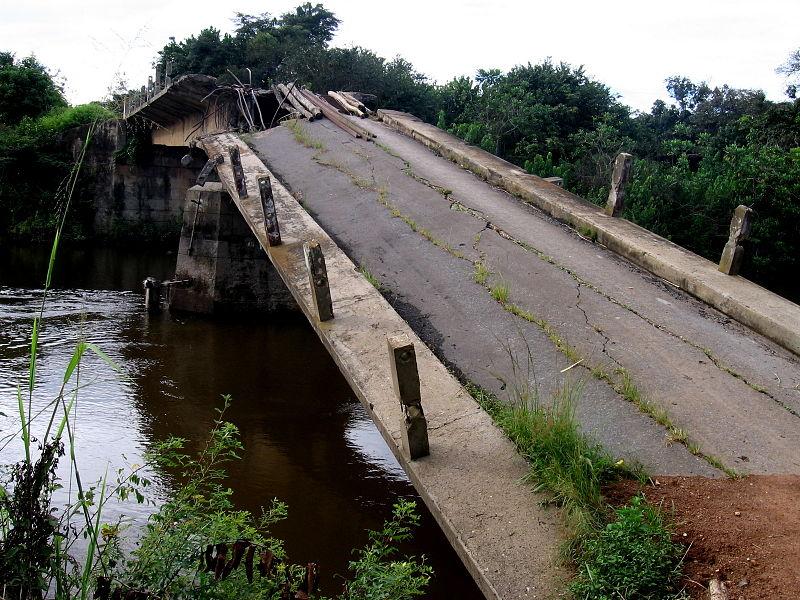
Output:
[
  {"xmin": 200, "ymin": 132, "xmax": 567, "ymax": 600},
  {"xmin": 250, "ymin": 121, "xmax": 742, "ymax": 477},
  {"xmin": 249, "ymin": 118, "xmax": 800, "ymax": 475}
]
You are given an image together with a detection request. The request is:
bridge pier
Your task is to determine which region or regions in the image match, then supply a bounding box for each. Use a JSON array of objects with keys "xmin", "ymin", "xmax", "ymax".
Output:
[{"xmin": 169, "ymin": 182, "xmax": 297, "ymax": 314}]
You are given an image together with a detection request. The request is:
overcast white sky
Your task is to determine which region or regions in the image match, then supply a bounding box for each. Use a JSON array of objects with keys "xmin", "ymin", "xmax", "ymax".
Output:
[{"xmin": 2, "ymin": 0, "xmax": 798, "ymax": 112}]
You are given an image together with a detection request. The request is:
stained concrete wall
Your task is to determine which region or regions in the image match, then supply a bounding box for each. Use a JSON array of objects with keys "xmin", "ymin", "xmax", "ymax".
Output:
[
  {"xmin": 169, "ymin": 183, "xmax": 296, "ymax": 314},
  {"xmin": 67, "ymin": 120, "xmax": 201, "ymax": 238},
  {"xmin": 151, "ymin": 111, "xmax": 211, "ymax": 147},
  {"xmin": 99, "ymin": 150, "xmax": 200, "ymax": 234}
]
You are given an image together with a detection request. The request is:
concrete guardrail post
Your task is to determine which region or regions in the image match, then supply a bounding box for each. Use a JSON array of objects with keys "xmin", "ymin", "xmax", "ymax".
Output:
[
  {"xmin": 228, "ymin": 146, "xmax": 248, "ymax": 198},
  {"xmin": 387, "ymin": 334, "xmax": 430, "ymax": 460},
  {"xmin": 718, "ymin": 205, "xmax": 753, "ymax": 275},
  {"xmin": 258, "ymin": 176, "xmax": 282, "ymax": 246},
  {"xmin": 303, "ymin": 240, "xmax": 334, "ymax": 321},
  {"xmin": 604, "ymin": 152, "xmax": 633, "ymax": 217}
]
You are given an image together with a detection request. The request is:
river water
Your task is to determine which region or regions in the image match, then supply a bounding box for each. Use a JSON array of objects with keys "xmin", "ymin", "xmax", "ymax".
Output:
[{"xmin": 0, "ymin": 246, "xmax": 483, "ymax": 598}]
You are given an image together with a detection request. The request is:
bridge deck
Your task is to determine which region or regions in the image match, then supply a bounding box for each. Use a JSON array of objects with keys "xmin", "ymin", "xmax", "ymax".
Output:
[
  {"xmin": 249, "ymin": 118, "xmax": 800, "ymax": 476},
  {"xmin": 197, "ymin": 132, "xmax": 566, "ymax": 600}
]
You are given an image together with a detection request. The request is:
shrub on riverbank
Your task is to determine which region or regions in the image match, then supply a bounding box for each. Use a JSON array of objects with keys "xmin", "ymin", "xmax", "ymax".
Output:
[
  {"xmin": 0, "ymin": 102, "xmax": 114, "ymax": 243},
  {"xmin": 0, "ymin": 397, "xmax": 432, "ymax": 599}
]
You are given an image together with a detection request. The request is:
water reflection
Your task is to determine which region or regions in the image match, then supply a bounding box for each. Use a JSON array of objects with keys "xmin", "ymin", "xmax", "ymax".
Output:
[{"xmin": 0, "ymin": 246, "xmax": 483, "ymax": 598}]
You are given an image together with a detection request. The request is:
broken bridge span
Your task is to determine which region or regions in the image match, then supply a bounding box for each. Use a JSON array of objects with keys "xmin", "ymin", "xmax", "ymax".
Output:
[{"xmin": 123, "ymin": 75, "xmax": 800, "ymax": 599}]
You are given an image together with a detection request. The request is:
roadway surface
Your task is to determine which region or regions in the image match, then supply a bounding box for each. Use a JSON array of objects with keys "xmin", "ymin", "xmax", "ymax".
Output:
[{"xmin": 249, "ymin": 118, "xmax": 800, "ymax": 476}]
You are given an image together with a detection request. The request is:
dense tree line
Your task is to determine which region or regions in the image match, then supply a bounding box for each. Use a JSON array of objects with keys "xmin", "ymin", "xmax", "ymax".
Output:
[
  {"xmin": 2, "ymin": 3, "xmax": 798, "ymax": 301},
  {"xmin": 156, "ymin": 4, "xmax": 799, "ymax": 301}
]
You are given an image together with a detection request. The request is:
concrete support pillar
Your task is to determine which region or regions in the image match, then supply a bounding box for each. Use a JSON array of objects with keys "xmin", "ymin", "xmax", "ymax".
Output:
[
  {"xmin": 303, "ymin": 240, "xmax": 333, "ymax": 321},
  {"xmin": 387, "ymin": 334, "xmax": 430, "ymax": 460},
  {"xmin": 169, "ymin": 182, "xmax": 296, "ymax": 314},
  {"xmin": 719, "ymin": 205, "xmax": 754, "ymax": 276},
  {"xmin": 604, "ymin": 152, "xmax": 633, "ymax": 217}
]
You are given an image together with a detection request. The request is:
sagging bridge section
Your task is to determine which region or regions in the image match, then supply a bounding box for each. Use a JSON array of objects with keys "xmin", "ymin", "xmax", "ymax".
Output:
[{"xmin": 124, "ymin": 74, "xmax": 800, "ymax": 600}]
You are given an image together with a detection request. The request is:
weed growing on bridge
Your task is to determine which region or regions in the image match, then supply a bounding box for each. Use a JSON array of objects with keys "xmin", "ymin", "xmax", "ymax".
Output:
[
  {"xmin": 473, "ymin": 262, "xmax": 489, "ymax": 285},
  {"xmin": 359, "ymin": 265, "xmax": 383, "ymax": 291},
  {"xmin": 489, "ymin": 281, "xmax": 510, "ymax": 304},
  {"xmin": 470, "ymin": 382, "xmax": 621, "ymax": 528},
  {"xmin": 285, "ymin": 118, "xmax": 325, "ymax": 151},
  {"xmin": 466, "ymin": 379, "xmax": 688, "ymax": 599},
  {"xmin": 576, "ymin": 224, "xmax": 598, "ymax": 242},
  {"xmin": 612, "ymin": 368, "xmax": 737, "ymax": 478},
  {"xmin": 503, "ymin": 303, "xmax": 583, "ymax": 364}
]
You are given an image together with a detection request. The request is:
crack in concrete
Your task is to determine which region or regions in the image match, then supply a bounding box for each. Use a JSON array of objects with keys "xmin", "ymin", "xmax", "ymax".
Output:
[
  {"xmin": 376, "ymin": 148, "xmax": 796, "ymax": 419},
  {"xmin": 574, "ymin": 281, "xmax": 623, "ymax": 371},
  {"xmin": 428, "ymin": 407, "xmax": 484, "ymax": 432},
  {"xmin": 302, "ymin": 140, "xmax": 730, "ymax": 474}
]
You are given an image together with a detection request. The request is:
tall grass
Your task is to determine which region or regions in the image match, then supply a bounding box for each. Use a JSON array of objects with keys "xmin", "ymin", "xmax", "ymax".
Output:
[
  {"xmin": 467, "ymin": 338, "xmax": 686, "ymax": 598},
  {"xmin": 469, "ymin": 382, "xmax": 624, "ymax": 537}
]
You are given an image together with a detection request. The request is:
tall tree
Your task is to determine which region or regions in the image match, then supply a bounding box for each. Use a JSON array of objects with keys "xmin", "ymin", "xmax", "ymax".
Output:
[{"xmin": 0, "ymin": 53, "xmax": 65, "ymax": 125}]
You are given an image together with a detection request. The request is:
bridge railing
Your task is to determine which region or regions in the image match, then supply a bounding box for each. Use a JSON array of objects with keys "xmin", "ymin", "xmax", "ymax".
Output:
[{"xmin": 123, "ymin": 60, "xmax": 176, "ymax": 119}]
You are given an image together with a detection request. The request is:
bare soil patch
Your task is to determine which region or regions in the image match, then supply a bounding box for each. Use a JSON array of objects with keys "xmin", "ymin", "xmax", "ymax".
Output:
[{"xmin": 604, "ymin": 475, "xmax": 800, "ymax": 599}]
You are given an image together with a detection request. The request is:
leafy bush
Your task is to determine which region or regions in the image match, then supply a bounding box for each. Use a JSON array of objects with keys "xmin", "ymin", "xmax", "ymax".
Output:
[
  {"xmin": 340, "ymin": 499, "xmax": 432, "ymax": 600},
  {"xmin": 0, "ymin": 102, "xmax": 114, "ymax": 242},
  {"xmin": 570, "ymin": 495, "xmax": 687, "ymax": 600},
  {"xmin": 36, "ymin": 103, "xmax": 115, "ymax": 133}
]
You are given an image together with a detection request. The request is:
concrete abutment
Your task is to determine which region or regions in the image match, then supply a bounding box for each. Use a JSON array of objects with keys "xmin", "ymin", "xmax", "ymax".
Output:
[{"xmin": 169, "ymin": 182, "xmax": 297, "ymax": 314}]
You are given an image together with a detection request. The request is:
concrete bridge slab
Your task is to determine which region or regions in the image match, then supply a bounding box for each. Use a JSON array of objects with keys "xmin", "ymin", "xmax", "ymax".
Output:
[
  {"xmin": 248, "ymin": 118, "xmax": 800, "ymax": 476},
  {"xmin": 195, "ymin": 132, "xmax": 568, "ymax": 600}
]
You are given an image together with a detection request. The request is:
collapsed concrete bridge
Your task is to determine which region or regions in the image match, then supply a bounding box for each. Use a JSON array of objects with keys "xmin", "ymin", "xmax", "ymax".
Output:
[{"xmin": 123, "ymin": 74, "xmax": 800, "ymax": 599}]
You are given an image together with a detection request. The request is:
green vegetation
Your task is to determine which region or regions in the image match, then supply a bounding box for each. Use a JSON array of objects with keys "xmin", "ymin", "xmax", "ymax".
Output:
[
  {"xmin": 0, "ymin": 54, "xmax": 114, "ymax": 243},
  {"xmin": 473, "ymin": 262, "xmax": 490, "ymax": 285},
  {"xmin": 470, "ymin": 383, "xmax": 624, "ymax": 529},
  {"xmin": 359, "ymin": 264, "xmax": 383, "ymax": 291},
  {"xmin": 157, "ymin": 4, "xmax": 437, "ymax": 121},
  {"xmin": 571, "ymin": 496, "xmax": 687, "ymax": 600},
  {"xmin": 286, "ymin": 117, "xmax": 325, "ymax": 150},
  {"xmin": 489, "ymin": 280, "xmax": 510, "ymax": 304},
  {"xmin": 577, "ymin": 225, "xmax": 598, "ymax": 242},
  {"xmin": 467, "ymin": 381, "xmax": 687, "ymax": 599},
  {"xmin": 0, "ymin": 52, "xmax": 66, "ymax": 125}
]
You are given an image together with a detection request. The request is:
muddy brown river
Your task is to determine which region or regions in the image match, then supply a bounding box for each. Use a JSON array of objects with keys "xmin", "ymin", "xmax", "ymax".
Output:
[{"xmin": 0, "ymin": 246, "xmax": 483, "ymax": 598}]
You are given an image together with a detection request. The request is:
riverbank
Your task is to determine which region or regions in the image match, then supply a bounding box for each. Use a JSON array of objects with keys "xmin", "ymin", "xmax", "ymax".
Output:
[{"xmin": 0, "ymin": 246, "xmax": 482, "ymax": 598}]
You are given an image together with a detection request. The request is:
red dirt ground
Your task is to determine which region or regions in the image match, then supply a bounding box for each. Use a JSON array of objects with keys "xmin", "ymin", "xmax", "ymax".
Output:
[{"xmin": 604, "ymin": 475, "xmax": 800, "ymax": 599}]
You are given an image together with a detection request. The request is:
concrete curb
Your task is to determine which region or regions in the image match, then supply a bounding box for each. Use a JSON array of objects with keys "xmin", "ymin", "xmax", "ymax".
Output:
[
  {"xmin": 198, "ymin": 132, "xmax": 567, "ymax": 600},
  {"xmin": 377, "ymin": 110, "xmax": 800, "ymax": 357}
]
